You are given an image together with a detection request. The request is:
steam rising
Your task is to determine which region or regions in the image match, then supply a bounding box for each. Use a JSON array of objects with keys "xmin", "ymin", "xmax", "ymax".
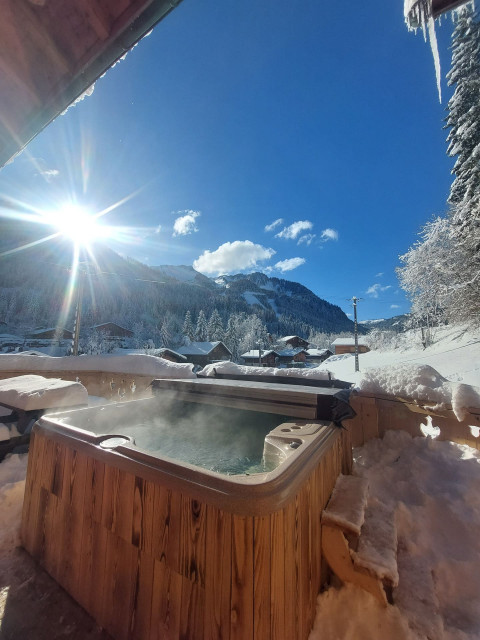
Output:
[{"xmin": 73, "ymin": 397, "xmax": 289, "ymax": 475}]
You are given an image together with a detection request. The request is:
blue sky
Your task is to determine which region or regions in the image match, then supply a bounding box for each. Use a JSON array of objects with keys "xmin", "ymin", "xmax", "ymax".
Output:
[{"xmin": 0, "ymin": 0, "xmax": 456, "ymax": 321}]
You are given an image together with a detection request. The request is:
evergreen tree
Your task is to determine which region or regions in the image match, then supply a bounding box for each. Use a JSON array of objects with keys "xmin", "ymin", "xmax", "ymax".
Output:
[
  {"xmin": 446, "ymin": 7, "xmax": 480, "ymax": 216},
  {"xmin": 195, "ymin": 309, "xmax": 208, "ymax": 342},
  {"xmin": 182, "ymin": 310, "xmax": 195, "ymax": 341},
  {"xmin": 445, "ymin": 7, "xmax": 480, "ymax": 322},
  {"xmin": 207, "ymin": 308, "xmax": 224, "ymax": 342},
  {"xmin": 224, "ymin": 315, "xmax": 241, "ymax": 362}
]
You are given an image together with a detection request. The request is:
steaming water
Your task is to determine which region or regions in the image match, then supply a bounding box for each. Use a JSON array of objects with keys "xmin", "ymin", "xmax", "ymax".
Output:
[{"xmin": 124, "ymin": 404, "xmax": 286, "ymax": 475}]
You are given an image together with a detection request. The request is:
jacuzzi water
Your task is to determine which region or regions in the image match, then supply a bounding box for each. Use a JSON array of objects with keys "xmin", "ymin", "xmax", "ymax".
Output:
[{"xmin": 64, "ymin": 401, "xmax": 291, "ymax": 475}]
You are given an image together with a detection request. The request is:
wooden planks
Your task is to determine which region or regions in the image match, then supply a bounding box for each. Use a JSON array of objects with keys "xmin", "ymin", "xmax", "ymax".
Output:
[{"xmin": 22, "ymin": 423, "xmax": 347, "ymax": 640}]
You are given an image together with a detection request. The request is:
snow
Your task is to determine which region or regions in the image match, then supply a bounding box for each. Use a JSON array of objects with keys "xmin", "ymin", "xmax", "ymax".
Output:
[
  {"xmin": 0, "ymin": 353, "xmax": 196, "ymax": 378},
  {"xmin": 321, "ymin": 324, "xmax": 480, "ymax": 388},
  {"xmin": 241, "ymin": 349, "xmax": 278, "ymax": 358},
  {"xmin": 199, "ymin": 360, "xmax": 333, "ymax": 380},
  {"xmin": 322, "ymin": 474, "xmax": 369, "ymax": 535},
  {"xmin": 242, "ymin": 291, "xmax": 266, "ymax": 307},
  {"xmin": 353, "ymin": 498, "xmax": 399, "ymax": 586},
  {"xmin": 177, "ymin": 341, "xmax": 226, "ymax": 356},
  {"xmin": 332, "ymin": 337, "xmax": 369, "ymax": 346},
  {"xmin": 0, "ymin": 375, "xmax": 88, "ymax": 411},
  {"xmin": 307, "ymin": 348, "xmax": 331, "ymax": 357},
  {"xmin": 311, "ymin": 430, "xmax": 480, "ymax": 640}
]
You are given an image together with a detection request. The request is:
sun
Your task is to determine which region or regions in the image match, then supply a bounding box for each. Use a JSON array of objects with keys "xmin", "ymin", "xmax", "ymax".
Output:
[{"xmin": 45, "ymin": 203, "xmax": 109, "ymax": 247}]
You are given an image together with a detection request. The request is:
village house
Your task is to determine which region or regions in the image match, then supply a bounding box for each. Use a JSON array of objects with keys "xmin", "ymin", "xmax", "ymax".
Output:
[
  {"xmin": 332, "ymin": 337, "xmax": 370, "ymax": 355},
  {"xmin": 306, "ymin": 348, "xmax": 333, "ymax": 364},
  {"xmin": 90, "ymin": 323, "xmax": 134, "ymax": 339},
  {"xmin": 25, "ymin": 327, "xmax": 74, "ymax": 341},
  {"xmin": 276, "ymin": 348, "xmax": 309, "ymax": 366},
  {"xmin": 177, "ymin": 341, "xmax": 232, "ymax": 367},
  {"xmin": 278, "ymin": 335, "xmax": 309, "ymax": 349},
  {"xmin": 241, "ymin": 349, "xmax": 279, "ymax": 367},
  {"xmin": 155, "ymin": 348, "xmax": 187, "ymax": 364}
]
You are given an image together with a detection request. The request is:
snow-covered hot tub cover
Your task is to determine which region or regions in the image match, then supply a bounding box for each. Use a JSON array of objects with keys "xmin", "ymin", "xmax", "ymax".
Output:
[{"xmin": 0, "ymin": 375, "xmax": 88, "ymax": 411}]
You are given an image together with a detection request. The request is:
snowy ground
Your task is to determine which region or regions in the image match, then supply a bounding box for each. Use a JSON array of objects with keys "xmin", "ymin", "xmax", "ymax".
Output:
[
  {"xmin": 1, "ymin": 323, "xmax": 480, "ymax": 638},
  {"xmin": 1, "ymin": 432, "xmax": 479, "ymax": 639},
  {"xmin": 321, "ymin": 324, "xmax": 480, "ymax": 387}
]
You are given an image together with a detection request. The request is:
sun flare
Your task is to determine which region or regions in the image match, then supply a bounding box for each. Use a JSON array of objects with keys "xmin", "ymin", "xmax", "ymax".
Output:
[{"xmin": 45, "ymin": 203, "xmax": 109, "ymax": 247}]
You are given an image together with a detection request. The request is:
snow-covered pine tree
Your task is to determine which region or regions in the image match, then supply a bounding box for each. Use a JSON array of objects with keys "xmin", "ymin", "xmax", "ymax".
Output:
[
  {"xmin": 182, "ymin": 310, "xmax": 195, "ymax": 341},
  {"xmin": 207, "ymin": 308, "xmax": 224, "ymax": 342},
  {"xmin": 224, "ymin": 315, "xmax": 240, "ymax": 361},
  {"xmin": 445, "ymin": 6, "xmax": 480, "ymax": 323},
  {"xmin": 446, "ymin": 6, "xmax": 480, "ymax": 217},
  {"xmin": 195, "ymin": 309, "xmax": 208, "ymax": 342}
]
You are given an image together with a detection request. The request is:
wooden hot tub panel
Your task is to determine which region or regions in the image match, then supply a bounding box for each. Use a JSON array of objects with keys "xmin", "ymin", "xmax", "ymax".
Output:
[{"xmin": 21, "ymin": 423, "xmax": 350, "ymax": 640}]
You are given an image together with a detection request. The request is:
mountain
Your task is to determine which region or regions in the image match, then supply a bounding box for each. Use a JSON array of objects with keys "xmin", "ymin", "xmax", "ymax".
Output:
[
  {"xmin": 360, "ymin": 315, "xmax": 410, "ymax": 332},
  {"xmin": 0, "ymin": 224, "xmax": 355, "ymax": 338}
]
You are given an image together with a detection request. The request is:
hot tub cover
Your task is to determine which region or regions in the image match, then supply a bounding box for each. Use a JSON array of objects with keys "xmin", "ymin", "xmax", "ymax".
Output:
[{"xmin": 0, "ymin": 374, "xmax": 87, "ymax": 410}]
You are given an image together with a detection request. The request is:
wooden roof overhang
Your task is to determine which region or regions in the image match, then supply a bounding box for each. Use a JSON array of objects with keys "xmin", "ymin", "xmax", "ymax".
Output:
[
  {"xmin": 432, "ymin": 0, "xmax": 468, "ymax": 18},
  {"xmin": 0, "ymin": 0, "xmax": 183, "ymax": 168}
]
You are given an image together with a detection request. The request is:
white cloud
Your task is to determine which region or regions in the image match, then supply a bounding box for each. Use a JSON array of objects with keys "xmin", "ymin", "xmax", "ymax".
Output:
[
  {"xmin": 390, "ymin": 304, "xmax": 400, "ymax": 309},
  {"xmin": 193, "ymin": 240, "xmax": 275, "ymax": 275},
  {"xmin": 375, "ymin": 272, "xmax": 384, "ymax": 278},
  {"xmin": 39, "ymin": 169, "xmax": 59, "ymax": 182},
  {"xmin": 297, "ymin": 233, "xmax": 316, "ymax": 246},
  {"xmin": 155, "ymin": 225, "xmax": 161, "ymax": 234},
  {"xmin": 346, "ymin": 313, "xmax": 353, "ymax": 317},
  {"xmin": 173, "ymin": 210, "xmax": 200, "ymax": 236},
  {"xmin": 320, "ymin": 228, "xmax": 339, "ymax": 242},
  {"xmin": 276, "ymin": 220, "xmax": 313, "ymax": 240},
  {"xmin": 275, "ymin": 257, "xmax": 306, "ymax": 272},
  {"xmin": 264, "ymin": 218, "xmax": 284, "ymax": 232},
  {"xmin": 366, "ymin": 283, "xmax": 392, "ymax": 298}
]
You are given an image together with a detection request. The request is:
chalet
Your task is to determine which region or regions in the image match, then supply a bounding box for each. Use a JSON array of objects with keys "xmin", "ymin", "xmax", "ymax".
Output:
[
  {"xmin": 0, "ymin": 334, "xmax": 25, "ymax": 352},
  {"xmin": 177, "ymin": 341, "xmax": 232, "ymax": 367},
  {"xmin": 90, "ymin": 323, "xmax": 134, "ymax": 339},
  {"xmin": 306, "ymin": 348, "xmax": 333, "ymax": 364},
  {"xmin": 332, "ymin": 338, "xmax": 370, "ymax": 355},
  {"xmin": 155, "ymin": 348, "xmax": 187, "ymax": 364},
  {"xmin": 26, "ymin": 328, "xmax": 73, "ymax": 340},
  {"xmin": 277, "ymin": 348, "xmax": 309, "ymax": 365},
  {"xmin": 278, "ymin": 335, "xmax": 309, "ymax": 349},
  {"xmin": 241, "ymin": 350, "xmax": 279, "ymax": 367}
]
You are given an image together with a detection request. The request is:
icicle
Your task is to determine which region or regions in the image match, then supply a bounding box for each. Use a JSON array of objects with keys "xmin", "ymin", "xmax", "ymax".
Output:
[
  {"xmin": 404, "ymin": 0, "xmax": 442, "ymax": 102},
  {"xmin": 427, "ymin": 15, "xmax": 442, "ymax": 101}
]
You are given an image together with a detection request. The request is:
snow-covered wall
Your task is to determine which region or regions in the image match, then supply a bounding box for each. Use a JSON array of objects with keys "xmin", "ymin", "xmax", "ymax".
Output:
[{"xmin": 0, "ymin": 353, "xmax": 195, "ymax": 379}]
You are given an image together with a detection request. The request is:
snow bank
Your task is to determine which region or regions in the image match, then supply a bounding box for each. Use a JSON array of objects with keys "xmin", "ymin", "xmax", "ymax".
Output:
[
  {"xmin": 0, "ymin": 353, "xmax": 195, "ymax": 379},
  {"xmin": 313, "ymin": 430, "xmax": 480, "ymax": 640},
  {"xmin": 0, "ymin": 375, "xmax": 88, "ymax": 411},
  {"xmin": 0, "ymin": 453, "xmax": 27, "ymax": 552},
  {"xmin": 355, "ymin": 363, "xmax": 480, "ymax": 420},
  {"xmin": 198, "ymin": 360, "xmax": 333, "ymax": 381}
]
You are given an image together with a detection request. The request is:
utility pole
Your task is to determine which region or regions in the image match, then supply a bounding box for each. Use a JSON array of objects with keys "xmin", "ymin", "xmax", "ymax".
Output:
[
  {"xmin": 348, "ymin": 296, "xmax": 362, "ymax": 372},
  {"xmin": 71, "ymin": 269, "xmax": 85, "ymax": 356}
]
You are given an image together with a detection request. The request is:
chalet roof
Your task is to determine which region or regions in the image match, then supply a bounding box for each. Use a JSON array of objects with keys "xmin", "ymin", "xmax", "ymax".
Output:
[
  {"xmin": 27, "ymin": 327, "xmax": 72, "ymax": 337},
  {"xmin": 0, "ymin": 0, "xmax": 183, "ymax": 167},
  {"xmin": 0, "ymin": 334, "xmax": 24, "ymax": 341},
  {"xmin": 278, "ymin": 335, "xmax": 307, "ymax": 343},
  {"xmin": 91, "ymin": 323, "xmax": 132, "ymax": 332},
  {"xmin": 241, "ymin": 350, "xmax": 279, "ymax": 359},
  {"xmin": 178, "ymin": 341, "xmax": 232, "ymax": 357},
  {"xmin": 331, "ymin": 338, "xmax": 369, "ymax": 346},
  {"xmin": 306, "ymin": 348, "xmax": 332, "ymax": 357},
  {"xmin": 277, "ymin": 348, "xmax": 308, "ymax": 357},
  {"xmin": 156, "ymin": 348, "xmax": 187, "ymax": 361}
]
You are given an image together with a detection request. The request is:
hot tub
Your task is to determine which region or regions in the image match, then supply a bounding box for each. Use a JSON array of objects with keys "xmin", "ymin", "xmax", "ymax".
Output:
[{"xmin": 21, "ymin": 381, "xmax": 353, "ymax": 640}]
